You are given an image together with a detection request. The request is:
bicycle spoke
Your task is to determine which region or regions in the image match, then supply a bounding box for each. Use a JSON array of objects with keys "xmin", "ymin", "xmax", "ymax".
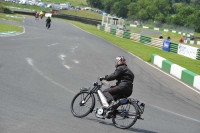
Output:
[
  {"xmin": 71, "ymin": 92, "xmax": 95, "ymax": 118},
  {"xmin": 112, "ymin": 102, "xmax": 138, "ymax": 129}
]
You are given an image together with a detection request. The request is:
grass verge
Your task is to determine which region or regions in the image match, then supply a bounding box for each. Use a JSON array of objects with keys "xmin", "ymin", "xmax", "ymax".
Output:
[
  {"xmin": 60, "ymin": 10, "xmax": 102, "ymax": 20},
  {"xmin": 0, "ymin": 22, "xmax": 22, "ymax": 32},
  {"xmin": 66, "ymin": 20, "xmax": 200, "ymax": 75},
  {"xmin": 0, "ymin": 13, "xmax": 23, "ymax": 22}
]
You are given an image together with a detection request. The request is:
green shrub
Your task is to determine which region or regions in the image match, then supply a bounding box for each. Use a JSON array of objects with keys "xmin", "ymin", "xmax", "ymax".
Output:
[
  {"xmin": 0, "ymin": 4, "xmax": 4, "ymax": 13},
  {"xmin": 0, "ymin": 4, "xmax": 12, "ymax": 14},
  {"xmin": 4, "ymin": 8, "xmax": 13, "ymax": 14}
]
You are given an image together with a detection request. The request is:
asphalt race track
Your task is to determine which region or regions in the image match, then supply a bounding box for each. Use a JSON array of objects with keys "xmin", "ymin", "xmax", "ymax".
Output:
[{"xmin": 0, "ymin": 16, "xmax": 200, "ymax": 133}]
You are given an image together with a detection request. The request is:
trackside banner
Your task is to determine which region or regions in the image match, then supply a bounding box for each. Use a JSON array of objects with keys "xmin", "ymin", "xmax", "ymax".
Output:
[{"xmin": 178, "ymin": 44, "xmax": 198, "ymax": 59}]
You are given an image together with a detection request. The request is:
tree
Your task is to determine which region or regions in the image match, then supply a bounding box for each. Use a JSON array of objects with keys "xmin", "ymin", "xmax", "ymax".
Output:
[
  {"xmin": 191, "ymin": 0, "xmax": 200, "ymax": 10},
  {"xmin": 102, "ymin": 0, "xmax": 116, "ymax": 13},
  {"xmin": 127, "ymin": 2, "xmax": 138, "ymax": 19},
  {"xmin": 111, "ymin": 0, "xmax": 131, "ymax": 18},
  {"xmin": 171, "ymin": 5, "xmax": 195, "ymax": 26},
  {"xmin": 86, "ymin": 0, "xmax": 103, "ymax": 9},
  {"xmin": 187, "ymin": 10, "xmax": 200, "ymax": 32},
  {"xmin": 153, "ymin": 0, "xmax": 171, "ymax": 16},
  {"xmin": 133, "ymin": 0, "xmax": 152, "ymax": 20},
  {"xmin": 171, "ymin": 2, "xmax": 184, "ymax": 14},
  {"xmin": 154, "ymin": 13, "xmax": 165, "ymax": 22}
]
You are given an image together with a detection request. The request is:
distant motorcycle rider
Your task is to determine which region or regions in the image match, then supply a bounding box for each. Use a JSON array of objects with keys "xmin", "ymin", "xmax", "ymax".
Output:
[
  {"xmin": 46, "ymin": 16, "xmax": 51, "ymax": 28},
  {"xmin": 40, "ymin": 11, "xmax": 44, "ymax": 19},
  {"xmin": 35, "ymin": 11, "xmax": 39, "ymax": 20}
]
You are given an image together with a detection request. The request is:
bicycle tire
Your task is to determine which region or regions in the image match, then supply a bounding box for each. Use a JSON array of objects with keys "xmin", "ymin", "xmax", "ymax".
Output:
[
  {"xmin": 112, "ymin": 101, "xmax": 138, "ymax": 129},
  {"xmin": 71, "ymin": 92, "xmax": 95, "ymax": 118}
]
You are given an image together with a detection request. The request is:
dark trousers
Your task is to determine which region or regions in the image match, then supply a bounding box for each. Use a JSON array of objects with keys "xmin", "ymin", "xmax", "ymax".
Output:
[
  {"xmin": 103, "ymin": 85, "xmax": 132, "ymax": 104},
  {"xmin": 46, "ymin": 22, "xmax": 51, "ymax": 27}
]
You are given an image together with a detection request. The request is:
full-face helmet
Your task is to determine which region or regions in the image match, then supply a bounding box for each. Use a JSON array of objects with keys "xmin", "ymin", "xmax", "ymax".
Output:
[{"xmin": 115, "ymin": 56, "xmax": 126, "ymax": 67}]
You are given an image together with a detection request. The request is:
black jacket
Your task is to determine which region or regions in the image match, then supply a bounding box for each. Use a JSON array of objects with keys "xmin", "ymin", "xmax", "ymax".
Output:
[
  {"xmin": 104, "ymin": 64, "xmax": 134, "ymax": 87},
  {"xmin": 46, "ymin": 18, "xmax": 51, "ymax": 23}
]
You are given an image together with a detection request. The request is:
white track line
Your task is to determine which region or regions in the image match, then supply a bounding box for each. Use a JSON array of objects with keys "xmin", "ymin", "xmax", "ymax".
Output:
[
  {"xmin": 48, "ymin": 43, "xmax": 59, "ymax": 47},
  {"xmin": 27, "ymin": 58, "xmax": 75, "ymax": 94}
]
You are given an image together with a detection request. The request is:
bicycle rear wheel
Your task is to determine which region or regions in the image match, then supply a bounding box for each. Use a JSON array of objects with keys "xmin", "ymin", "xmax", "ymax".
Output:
[
  {"xmin": 71, "ymin": 92, "xmax": 95, "ymax": 118},
  {"xmin": 112, "ymin": 101, "xmax": 138, "ymax": 129}
]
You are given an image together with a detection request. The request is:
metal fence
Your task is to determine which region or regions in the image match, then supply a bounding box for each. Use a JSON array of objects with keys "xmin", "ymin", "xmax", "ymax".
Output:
[{"xmin": 126, "ymin": 19, "xmax": 195, "ymax": 35}]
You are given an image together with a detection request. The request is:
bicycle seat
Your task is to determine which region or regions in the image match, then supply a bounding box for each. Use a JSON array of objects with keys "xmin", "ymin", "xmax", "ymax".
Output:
[{"xmin": 119, "ymin": 98, "xmax": 128, "ymax": 104}]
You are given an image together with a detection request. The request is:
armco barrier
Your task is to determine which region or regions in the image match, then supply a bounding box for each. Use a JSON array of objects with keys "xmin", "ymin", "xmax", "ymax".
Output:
[
  {"xmin": 13, "ymin": 11, "xmax": 101, "ymax": 26},
  {"xmin": 13, "ymin": 10, "xmax": 34, "ymax": 15},
  {"xmin": 170, "ymin": 42, "xmax": 178, "ymax": 53},
  {"xmin": 151, "ymin": 54, "xmax": 200, "ymax": 91},
  {"xmin": 184, "ymin": 40, "xmax": 200, "ymax": 45},
  {"xmin": 52, "ymin": 14, "xmax": 101, "ymax": 26},
  {"xmin": 151, "ymin": 38, "xmax": 163, "ymax": 49},
  {"xmin": 123, "ymin": 31, "xmax": 131, "ymax": 39},
  {"xmin": 140, "ymin": 35, "xmax": 151, "ymax": 45}
]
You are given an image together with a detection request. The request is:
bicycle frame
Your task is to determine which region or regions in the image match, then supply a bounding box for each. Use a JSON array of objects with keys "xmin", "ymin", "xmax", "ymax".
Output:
[
  {"xmin": 79, "ymin": 79, "xmax": 144, "ymax": 116},
  {"xmin": 80, "ymin": 81, "xmax": 109, "ymax": 109}
]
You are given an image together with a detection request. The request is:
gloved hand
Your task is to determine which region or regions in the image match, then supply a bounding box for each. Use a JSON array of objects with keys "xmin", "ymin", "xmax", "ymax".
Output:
[
  {"xmin": 99, "ymin": 77, "xmax": 105, "ymax": 81},
  {"xmin": 111, "ymin": 84, "xmax": 116, "ymax": 87}
]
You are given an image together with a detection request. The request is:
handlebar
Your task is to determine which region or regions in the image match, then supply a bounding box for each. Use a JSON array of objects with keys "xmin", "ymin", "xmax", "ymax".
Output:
[{"xmin": 97, "ymin": 77, "xmax": 110, "ymax": 87}]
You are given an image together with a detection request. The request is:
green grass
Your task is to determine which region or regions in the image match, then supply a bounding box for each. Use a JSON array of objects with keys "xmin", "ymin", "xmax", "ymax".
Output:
[
  {"xmin": 0, "ymin": 22, "xmax": 22, "ymax": 32},
  {"xmin": 129, "ymin": 29, "xmax": 141, "ymax": 33},
  {"xmin": 0, "ymin": 13, "xmax": 23, "ymax": 22},
  {"xmin": 65, "ymin": 20, "xmax": 200, "ymax": 75},
  {"xmin": 60, "ymin": 10, "xmax": 102, "ymax": 20}
]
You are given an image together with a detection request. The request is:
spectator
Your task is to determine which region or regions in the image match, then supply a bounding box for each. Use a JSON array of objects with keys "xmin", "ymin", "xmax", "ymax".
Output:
[
  {"xmin": 159, "ymin": 35, "xmax": 163, "ymax": 39},
  {"xmin": 179, "ymin": 36, "xmax": 183, "ymax": 42},
  {"xmin": 167, "ymin": 36, "xmax": 171, "ymax": 41}
]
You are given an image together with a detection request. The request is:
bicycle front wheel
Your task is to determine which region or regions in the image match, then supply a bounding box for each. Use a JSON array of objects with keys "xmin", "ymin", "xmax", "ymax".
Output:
[
  {"xmin": 112, "ymin": 101, "xmax": 138, "ymax": 129},
  {"xmin": 71, "ymin": 92, "xmax": 95, "ymax": 118}
]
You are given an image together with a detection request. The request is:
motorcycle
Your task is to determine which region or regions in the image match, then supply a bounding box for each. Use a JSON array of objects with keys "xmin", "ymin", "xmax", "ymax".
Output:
[
  {"xmin": 40, "ymin": 14, "xmax": 44, "ymax": 19},
  {"xmin": 70, "ymin": 78, "xmax": 145, "ymax": 129}
]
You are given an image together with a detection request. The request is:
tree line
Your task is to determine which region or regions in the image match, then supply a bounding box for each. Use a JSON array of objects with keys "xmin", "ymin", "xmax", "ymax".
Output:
[{"xmin": 87, "ymin": 0, "xmax": 200, "ymax": 32}]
